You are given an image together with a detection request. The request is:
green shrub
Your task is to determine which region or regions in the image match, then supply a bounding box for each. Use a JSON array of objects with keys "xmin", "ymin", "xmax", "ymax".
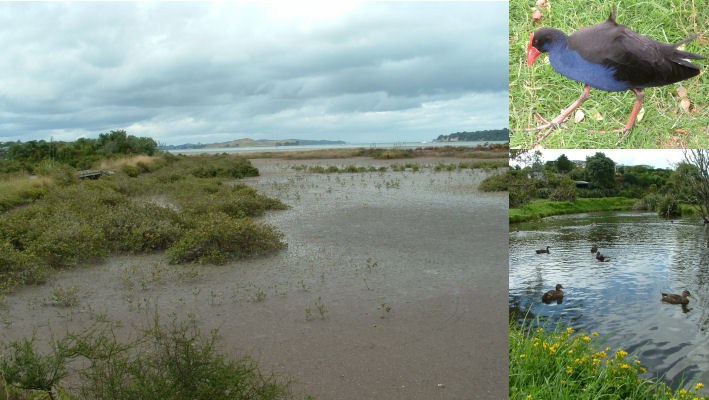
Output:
[
  {"xmin": 657, "ymin": 195, "xmax": 680, "ymax": 218},
  {"xmin": 167, "ymin": 213, "xmax": 286, "ymax": 264},
  {"xmin": 0, "ymin": 317, "xmax": 294, "ymax": 400},
  {"xmin": 479, "ymin": 172, "xmax": 509, "ymax": 192}
]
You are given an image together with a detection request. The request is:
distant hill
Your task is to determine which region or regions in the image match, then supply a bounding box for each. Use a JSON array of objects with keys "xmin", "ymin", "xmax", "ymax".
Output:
[
  {"xmin": 434, "ymin": 129, "xmax": 509, "ymax": 142},
  {"xmin": 160, "ymin": 138, "xmax": 346, "ymax": 150}
]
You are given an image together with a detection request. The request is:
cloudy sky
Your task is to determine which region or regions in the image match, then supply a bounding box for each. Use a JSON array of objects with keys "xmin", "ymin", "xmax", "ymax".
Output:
[
  {"xmin": 524, "ymin": 150, "xmax": 688, "ymax": 169},
  {"xmin": 0, "ymin": 1, "xmax": 508, "ymax": 145}
]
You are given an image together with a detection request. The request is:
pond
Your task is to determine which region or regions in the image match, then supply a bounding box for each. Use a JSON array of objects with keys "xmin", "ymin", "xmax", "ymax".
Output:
[{"xmin": 510, "ymin": 211, "xmax": 709, "ymax": 394}]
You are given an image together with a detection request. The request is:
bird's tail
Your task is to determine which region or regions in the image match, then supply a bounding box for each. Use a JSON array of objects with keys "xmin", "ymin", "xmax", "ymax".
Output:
[{"xmin": 673, "ymin": 34, "xmax": 706, "ymax": 60}]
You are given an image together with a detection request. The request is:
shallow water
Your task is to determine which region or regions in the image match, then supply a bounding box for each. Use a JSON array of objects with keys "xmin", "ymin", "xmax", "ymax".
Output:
[
  {"xmin": 0, "ymin": 157, "xmax": 508, "ymax": 399},
  {"xmin": 510, "ymin": 212, "xmax": 709, "ymax": 394}
]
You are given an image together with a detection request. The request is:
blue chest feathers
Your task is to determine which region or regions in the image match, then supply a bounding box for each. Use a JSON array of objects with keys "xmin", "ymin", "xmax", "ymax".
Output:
[{"xmin": 548, "ymin": 44, "xmax": 631, "ymax": 92}]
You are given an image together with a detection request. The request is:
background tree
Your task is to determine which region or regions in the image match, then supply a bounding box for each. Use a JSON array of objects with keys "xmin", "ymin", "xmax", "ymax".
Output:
[
  {"xmin": 677, "ymin": 150, "xmax": 709, "ymax": 223},
  {"xmin": 585, "ymin": 152, "xmax": 616, "ymax": 194},
  {"xmin": 555, "ymin": 154, "xmax": 573, "ymax": 174}
]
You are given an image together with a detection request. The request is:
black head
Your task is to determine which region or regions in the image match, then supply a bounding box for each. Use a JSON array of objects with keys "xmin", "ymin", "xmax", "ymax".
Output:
[
  {"xmin": 527, "ymin": 28, "xmax": 568, "ymax": 65},
  {"xmin": 555, "ymin": 284, "xmax": 564, "ymax": 290},
  {"xmin": 682, "ymin": 290, "xmax": 691, "ymax": 297}
]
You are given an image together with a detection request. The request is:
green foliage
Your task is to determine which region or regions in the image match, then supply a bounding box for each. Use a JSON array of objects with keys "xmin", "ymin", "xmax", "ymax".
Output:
[
  {"xmin": 479, "ymin": 171, "xmax": 509, "ymax": 192},
  {"xmin": 0, "ymin": 337, "xmax": 72, "ymax": 398},
  {"xmin": 657, "ymin": 195, "xmax": 681, "ymax": 218},
  {"xmin": 167, "ymin": 213, "xmax": 286, "ymax": 264},
  {"xmin": 510, "ymin": 320, "xmax": 706, "ymax": 399},
  {"xmin": 2, "ymin": 131, "xmax": 158, "ymax": 172},
  {"xmin": 586, "ymin": 153, "xmax": 616, "ymax": 193},
  {"xmin": 0, "ymin": 317, "xmax": 294, "ymax": 400},
  {"xmin": 510, "ymin": 197, "xmax": 637, "ymax": 223},
  {"xmin": 0, "ymin": 155, "xmax": 287, "ymax": 293},
  {"xmin": 555, "ymin": 154, "xmax": 573, "ymax": 173}
]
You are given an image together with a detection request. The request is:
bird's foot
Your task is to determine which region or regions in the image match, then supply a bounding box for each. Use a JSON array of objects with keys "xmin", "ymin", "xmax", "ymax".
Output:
[{"xmin": 613, "ymin": 127, "xmax": 632, "ymax": 146}]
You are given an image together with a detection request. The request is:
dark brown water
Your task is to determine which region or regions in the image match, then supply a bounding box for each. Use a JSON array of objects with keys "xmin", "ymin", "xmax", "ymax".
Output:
[{"xmin": 510, "ymin": 212, "xmax": 709, "ymax": 395}]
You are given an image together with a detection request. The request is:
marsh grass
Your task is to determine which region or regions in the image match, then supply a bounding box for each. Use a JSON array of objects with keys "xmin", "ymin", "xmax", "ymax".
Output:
[
  {"xmin": 0, "ymin": 175, "xmax": 52, "ymax": 212},
  {"xmin": 509, "ymin": 0, "xmax": 708, "ymax": 148},
  {"xmin": 510, "ymin": 319, "xmax": 706, "ymax": 399},
  {"xmin": 291, "ymin": 161, "xmax": 508, "ymax": 174},
  {"xmin": 0, "ymin": 156, "xmax": 287, "ymax": 294},
  {"xmin": 0, "ymin": 315, "xmax": 295, "ymax": 400}
]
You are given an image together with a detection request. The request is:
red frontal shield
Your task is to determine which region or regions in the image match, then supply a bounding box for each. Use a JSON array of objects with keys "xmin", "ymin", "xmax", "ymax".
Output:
[{"xmin": 527, "ymin": 34, "xmax": 541, "ymax": 66}]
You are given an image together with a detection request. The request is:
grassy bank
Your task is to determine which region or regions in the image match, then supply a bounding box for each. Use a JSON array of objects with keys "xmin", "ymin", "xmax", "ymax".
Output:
[
  {"xmin": 509, "ymin": 197, "xmax": 637, "ymax": 223},
  {"xmin": 510, "ymin": 320, "xmax": 706, "ymax": 399}
]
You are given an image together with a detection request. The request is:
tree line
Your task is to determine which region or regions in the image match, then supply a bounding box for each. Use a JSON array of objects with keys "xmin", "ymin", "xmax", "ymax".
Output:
[
  {"xmin": 511, "ymin": 150, "xmax": 708, "ymax": 219},
  {"xmin": 0, "ymin": 130, "xmax": 158, "ymax": 172}
]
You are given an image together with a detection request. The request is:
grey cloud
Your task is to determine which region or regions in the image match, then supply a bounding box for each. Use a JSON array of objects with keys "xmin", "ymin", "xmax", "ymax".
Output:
[{"xmin": 0, "ymin": 2, "xmax": 508, "ymax": 144}]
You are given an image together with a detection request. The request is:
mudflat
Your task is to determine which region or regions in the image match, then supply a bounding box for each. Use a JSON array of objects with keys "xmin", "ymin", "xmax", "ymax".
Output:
[{"xmin": 0, "ymin": 156, "xmax": 508, "ymax": 399}]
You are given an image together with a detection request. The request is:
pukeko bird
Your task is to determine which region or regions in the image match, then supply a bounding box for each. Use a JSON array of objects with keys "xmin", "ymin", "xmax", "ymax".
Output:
[{"xmin": 527, "ymin": 5, "xmax": 705, "ymax": 145}]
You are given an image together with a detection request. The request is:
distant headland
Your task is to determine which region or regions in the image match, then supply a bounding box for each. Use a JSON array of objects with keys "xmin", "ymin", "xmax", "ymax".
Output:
[{"xmin": 434, "ymin": 128, "xmax": 509, "ymax": 143}]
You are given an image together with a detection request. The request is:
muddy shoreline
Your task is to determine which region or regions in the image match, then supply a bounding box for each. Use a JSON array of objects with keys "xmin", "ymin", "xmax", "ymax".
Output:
[{"xmin": 0, "ymin": 157, "xmax": 508, "ymax": 399}]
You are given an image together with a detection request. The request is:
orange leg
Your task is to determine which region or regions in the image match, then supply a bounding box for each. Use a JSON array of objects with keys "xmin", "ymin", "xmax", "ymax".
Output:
[
  {"xmin": 527, "ymin": 85, "xmax": 592, "ymax": 142},
  {"xmin": 614, "ymin": 88, "xmax": 644, "ymax": 146}
]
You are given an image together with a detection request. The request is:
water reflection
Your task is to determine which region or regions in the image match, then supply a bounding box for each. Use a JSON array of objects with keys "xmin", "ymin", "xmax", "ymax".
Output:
[{"xmin": 510, "ymin": 212, "xmax": 709, "ymax": 393}]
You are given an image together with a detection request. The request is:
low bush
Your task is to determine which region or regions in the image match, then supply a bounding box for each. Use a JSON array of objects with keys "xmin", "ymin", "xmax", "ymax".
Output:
[
  {"xmin": 167, "ymin": 213, "xmax": 286, "ymax": 264},
  {"xmin": 0, "ymin": 156, "xmax": 288, "ymax": 294},
  {"xmin": 0, "ymin": 316, "xmax": 294, "ymax": 400},
  {"xmin": 479, "ymin": 172, "xmax": 509, "ymax": 192}
]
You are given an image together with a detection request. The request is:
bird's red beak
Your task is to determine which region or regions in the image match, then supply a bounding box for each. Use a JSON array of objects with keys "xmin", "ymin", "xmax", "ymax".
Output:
[{"xmin": 527, "ymin": 34, "xmax": 541, "ymax": 66}]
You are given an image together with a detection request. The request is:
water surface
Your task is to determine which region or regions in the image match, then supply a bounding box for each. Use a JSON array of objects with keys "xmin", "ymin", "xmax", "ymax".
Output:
[{"xmin": 510, "ymin": 212, "xmax": 709, "ymax": 393}]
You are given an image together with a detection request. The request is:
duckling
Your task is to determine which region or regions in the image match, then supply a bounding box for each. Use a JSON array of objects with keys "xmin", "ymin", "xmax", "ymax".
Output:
[
  {"xmin": 591, "ymin": 245, "xmax": 598, "ymax": 253},
  {"xmin": 661, "ymin": 290, "xmax": 691, "ymax": 305},
  {"xmin": 542, "ymin": 284, "xmax": 564, "ymax": 302},
  {"xmin": 536, "ymin": 246, "xmax": 550, "ymax": 254}
]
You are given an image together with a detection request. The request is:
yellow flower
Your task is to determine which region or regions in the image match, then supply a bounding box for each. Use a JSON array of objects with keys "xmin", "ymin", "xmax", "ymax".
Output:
[
  {"xmin": 680, "ymin": 389, "xmax": 687, "ymax": 395},
  {"xmin": 620, "ymin": 363, "xmax": 630, "ymax": 369},
  {"xmin": 568, "ymin": 349, "xmax": 573, "ymax": 354},
  {"xmin": 597, "ymin": 351, "xmax": 607, "ymax": 359},
  {"xmin": 520, "ymin": 354, "xmax": 526, "ymax": 358},
  {"xmin": 606, "ymin": 347, "xmax": 611, "ymax": 351},
  {"xmin": 582, "ymin": 336, "xmax": 591, "ymax": 342},
  {"xmin": 527, "ymin": 395, "xmax": 533, "ymax": 399},
  {"xmin": 640, "ymin": 367, "xmax": 647, "ymax": 373},
  {"xmin": 566, "ymin": 366, "xmax": 573, "ymax": 374},
  {"xmin": 616, "ymin": 350, "xmax": 628, "ymax": 359},
  {"xmin": 567, "ymin": 327, "xmax": 574, "ymax": 334},
  {"xmin": 695, "ymin": 383, "xmax": 705, "ymax": 390},
  {"xmin": 592, "ymin": 332, "xmax": 599, "ymax": 336}
]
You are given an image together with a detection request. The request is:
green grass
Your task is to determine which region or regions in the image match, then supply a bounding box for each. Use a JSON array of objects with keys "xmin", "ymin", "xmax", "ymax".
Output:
[
  {"xmin": 509, "ymin": 0, "xmax": 708, "ymax": 148},
  {"xmin": 510, "ymin": 320, "xmax": 707, "ymax": 399},
  {"xmin": 509, "ymin": 197, "xmax": 637, "ymax": 223}
]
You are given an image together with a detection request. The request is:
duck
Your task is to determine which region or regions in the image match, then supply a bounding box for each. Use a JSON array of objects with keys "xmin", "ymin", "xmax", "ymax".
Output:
[
  {"xmin": 536, "ymin": 246, "xmax": 551, "ymax": 254},
  {"xmin": 542, "ymin": 284, "xmax": 564, "ymax": 302},
  {"xmin": 596, "ymin": 252, "xmax": 609, "ymax": 262},
  {"xmin": 591, "ymin": 245, "xmax": 598, "ymax": 253},
  {"xmin": 661, "ymin": 290, "xmax": 691, "ymax": 305}
]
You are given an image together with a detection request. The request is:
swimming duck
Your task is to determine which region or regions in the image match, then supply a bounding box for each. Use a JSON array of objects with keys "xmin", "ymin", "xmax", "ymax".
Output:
[
  {"xmin": 661, "ymin": 290, "xmax": 691, "ymax": 305},
  {"xmin": 536, "ymin": 246, "xmax": 551, "ymax": 254},
  {"xmin": 591, "ymin": 245, "xmax": 598, "ymax": 253},
  {"xmin": 596, "ymin": 252, "xmax": 609, "ymax": 262},
  {"xmin": 542, "ymin": 284, "xmax": 564, "ymax": 302}
]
